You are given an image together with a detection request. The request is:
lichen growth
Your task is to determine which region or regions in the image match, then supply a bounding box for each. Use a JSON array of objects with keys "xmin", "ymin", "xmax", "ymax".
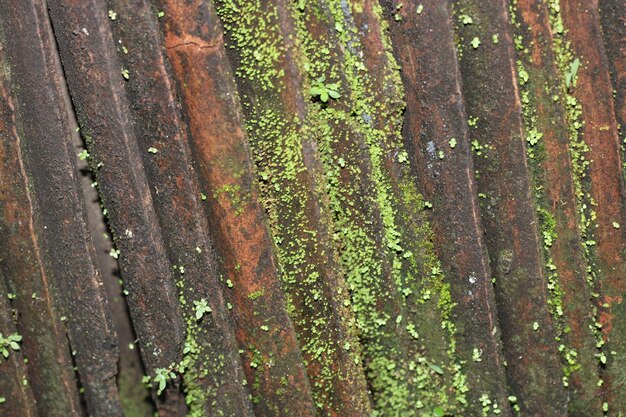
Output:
[
  {"xmin": 509, "ymin": 0, "xmax": 576, "ymax": 387},
  {"xmin": 216, "ymin": 0, "xmax": 369, "ymax": 413},
  {"xmin": 216, "ymin": 0, "xmax": 467, "ymax": 414},
  {"xmin": 545, "ymin": 0, "xmax": 606, "ymax": 382}
]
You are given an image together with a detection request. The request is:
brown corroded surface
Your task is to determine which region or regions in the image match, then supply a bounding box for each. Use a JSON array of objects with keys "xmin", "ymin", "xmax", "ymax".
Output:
[
  {"xmin": 512, "ymin": 1, "xmax": 604, "ymax": 414},
  {"xmin": 451, "ymin": 0, "xmax": 567, "ymax": 414},
  {"xmin": 560, "ymin": 0, "xmax": 626, "ymax": 412},
  {"xmin": 0, "ymin": 0, "xmax": 625, "ymax": 415},
  {"xmin": 0, "ymin": 2, "xmax": 117, "ymax": 416},
  {"xmin": 152, "ymin": 0, "xmax": 316, "ymax": 415},
  {"xmin": 382, "ymin": 0, "xmax": 511, "ymax": 414}
]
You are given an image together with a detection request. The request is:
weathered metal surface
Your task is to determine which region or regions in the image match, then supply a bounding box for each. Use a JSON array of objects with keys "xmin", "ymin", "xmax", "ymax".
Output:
[
  {"xmin": 0, "ymin": 1, "xmax": 120, "ymax": 415},
  {"xmin": 382, "ymin": 0, "xmax": 512, "ymax": 414},
  {"xmin": 318, "ymin": 1, "xmax": 479, "ymax": 414},
  {"xmin": 600, "ymin": 0, "xmax": 626, "ymax": 179},
  {"xmin": 0, "ymin": 270, "xmax": 37, "ymax": 417},
  {"xmin": 148, "ymin": 0, "xmax": 317, "ymax": 415},
  {"xmin": 105, "ymin": 1, "xmax": 276, "ymax": 415},
  {"xmin": 0, "ymin": 0, "xmax": 625, "ymax": 415},
  {"xmin": 511, "ymin": 1, "xmax": 604, "ymax": 414},
  {"xmin": 294, "ymin": 0, "xmax": 457, "ymax": 414},
  {"xmin": 46, "ymin": 0, "xmax": 188, "ymax": 413},
  {"xmin": 558, "ymin": 0, "xmax": 626, "ymax": 412},
  {"xmin": 215, "ymin": 0, "xmax": 374, "ymax": 415},
  {"xmin": 450, "ymin": 0, "xmax": 568, "ymax": 414}
]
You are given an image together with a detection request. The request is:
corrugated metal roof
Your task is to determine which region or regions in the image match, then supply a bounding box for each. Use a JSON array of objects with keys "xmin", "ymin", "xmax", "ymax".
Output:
[{"xmin": 0, "ymin": 0, "xmax": 624, "ymax": 416}]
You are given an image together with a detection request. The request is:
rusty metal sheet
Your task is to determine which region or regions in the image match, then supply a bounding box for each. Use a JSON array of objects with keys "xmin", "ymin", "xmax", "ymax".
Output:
[
  {"xmin": 450, "ymin": 0, "xmax": 568, "ymax": 414},
  {"xmin": 0, "ymin": 0, "xmax": 624, "ymax": 415},
  {"xmin": 147, "ymin": 0, "xmax": 317, "ymax": 415},
  {"xmin": 559, "ymin": 0, "xmax": 626, "ymax": 412},
  {"xmin": 105, "ymin": 0, "xmax": 258, "ymax": 412},
  {"xmin": 381, "ymin": 0, "xmax": 512, "ymax": 414}
]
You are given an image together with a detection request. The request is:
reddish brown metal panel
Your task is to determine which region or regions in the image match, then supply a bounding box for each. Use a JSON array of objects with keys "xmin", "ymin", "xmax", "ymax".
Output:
[
  {"xmin": 0, "ymin": 0, "xmax": 624, "ymax": 414},
  {"xmin": 105, "ymin": 0, "xmax": 309, "ymax": 414},
  {"xmin": 381, "ymin": 0, "xmax": 512, "ymax": 414},
  {"xmin": 451, "ymin": 0, "xmax": 568, "ymax": 414},
  {"xmin": 559, "ymin": 0, "xmax": 626, "ymax": 412},
  {"xmin": 146, "ymin": 0, "xmax": 317, "ymax": 415}
]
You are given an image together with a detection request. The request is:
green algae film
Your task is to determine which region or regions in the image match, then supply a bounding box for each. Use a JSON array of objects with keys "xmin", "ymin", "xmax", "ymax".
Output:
[
  {"xmin": 451, "ymin": 0, "xmax": 568, "ymax": 414},
  {"xmin": 383, "ymin": 0, "xmax": 512, "ymax": 414},
  {"xmin": 215, "ymin": 0, "xmax": 373, "ymax": 414},
  {"xmin": 510, "ymin": 1, "xmax": 603, "ymax": 414}
]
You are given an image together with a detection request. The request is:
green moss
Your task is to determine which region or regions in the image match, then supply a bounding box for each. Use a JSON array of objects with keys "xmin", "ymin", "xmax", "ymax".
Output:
[
  {"xmin": 216, "ymin": 0, "xmax": 367, "ymax": 412},
  {"xmin": 212, "ymin": 183, "xmax": 248, "ymax": 216},
  {"xmin": 217, "ymin": 0, "xmax": 467, "ymax": 414},
  {"xmin": 293, "ymin": 0, "xmax": 466, "ymax": 414},
  {"xmin": 546, "ymin": 0, "xmax": 605, "ymax": 379},
  {"xmin": 509, "ymin": 0, "xmax": 572, "ymax": 378},
  {"xmin": 509, "ymin": 0, "xmax": 598, "ymax": 392}
]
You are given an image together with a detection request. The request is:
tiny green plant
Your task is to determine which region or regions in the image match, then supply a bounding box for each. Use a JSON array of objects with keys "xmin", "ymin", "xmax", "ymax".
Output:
[
  {"xmin": 565, "ymin": 58, "xmax": 580, "ymax": 90},
  {"xmin": 153, "ymin": 367, "xmax": 176, "ymax": 395},
  {"xmin": 0, "ymin": 333, "xmax": 22, "ymax": 359},
  {"xmin": 309, "ymin": 75, "xmax": 341, "ymax": 103},
  {"xmin": 77, "ymin": 150, "xmax": 89, "ymax": 160},
  {"xmin": 428, "ymin": 363, "xmax": 444, "ymax": 375},
  {"xmin": 193, "ymin": 298, "xmax": 212, "ymax": 320},
  {"xmin": 459, "ymin": 14, "xmax": 473, "ymax": 25}
]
